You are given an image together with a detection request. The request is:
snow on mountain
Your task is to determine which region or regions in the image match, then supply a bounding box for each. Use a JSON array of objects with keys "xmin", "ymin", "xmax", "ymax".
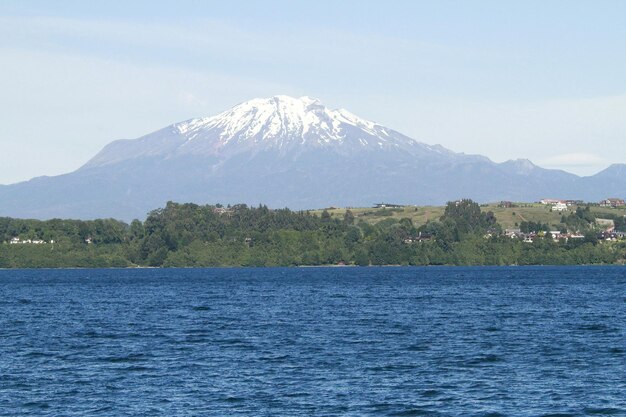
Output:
[
  {"xmin": 83, "ymin": 95, "xmax": 448, "ymax": 169},
  {"xmin": 175, "ymin": 95, "xmax": 404, "ymax": 147}
]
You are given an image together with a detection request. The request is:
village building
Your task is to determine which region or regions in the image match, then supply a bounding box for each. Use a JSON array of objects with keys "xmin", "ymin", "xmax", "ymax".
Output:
[
  {"xmin": 540, "ymin": 198, "xmax": 562, "ymax": 205},
  {"xmin": 403, "ymin": 232, "xmax": 432, "ymax": 244},
  {"xmin": 549, "ymin": 231, "xmax": 562, "ymax": 240},
  {"xmin": 598, "ymin": 231, "xmax": 619, "ymax": 241},
  {"xmin": 599, "ymin": 198, "xmax": 625, "ymax": 208},
  {"xmin": 8, "ymin": 237, "xmax": 48, "ymax": 245},
  {"xmin": 373, "ymin": 203, "xmax": 404, "ymax": 209},
  {"xmin": 213, "ymin": 207, "xmax": 233, "ymax": 215},
  {"xmin": 565, "ymin": 200, "xmax": 584, "ymax": 206},
  {"xmin": 504, "ymin": 228, "xmax": 522, "ymax": 238}
]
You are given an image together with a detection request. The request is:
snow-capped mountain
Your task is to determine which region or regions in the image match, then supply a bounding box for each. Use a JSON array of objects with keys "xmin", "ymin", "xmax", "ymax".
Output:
[
  {"xmin": 84, "ymin": 95, "xmax": 452, "ymax": 169},
  {"xmin": 0, "ymin": 95, "xmax": 624, "ymax": 220}
]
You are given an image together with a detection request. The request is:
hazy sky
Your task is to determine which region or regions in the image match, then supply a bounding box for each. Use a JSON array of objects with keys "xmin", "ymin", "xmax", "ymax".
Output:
[{"xmin": 1, "ymin": 0, "xmax": 625, "ymax": 184}]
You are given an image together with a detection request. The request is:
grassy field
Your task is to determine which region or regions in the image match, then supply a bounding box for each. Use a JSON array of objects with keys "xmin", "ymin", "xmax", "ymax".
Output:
[{"xmin": 313, "ymin": 203, "xmax": 626, "ymax": 229}]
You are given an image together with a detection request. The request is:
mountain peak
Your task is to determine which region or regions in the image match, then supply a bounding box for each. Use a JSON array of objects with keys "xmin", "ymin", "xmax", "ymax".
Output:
[
  {"xmin": 83, "ymin": 95, "xmax": 444, "ymax": 170},
  {"xmin": 592, "ymin": 163, "xmax": 626, "ymax": 178},
  {"xmin": 166, "ymin": 95, "xmax": 431, "ymax": 155},
  {"xmin": 174, "ymin": 95, "xmax": 378, "ymax": 143},
  {"xmin": 501, "ymin": 158, "xmax": 538, "ymax": 174}
]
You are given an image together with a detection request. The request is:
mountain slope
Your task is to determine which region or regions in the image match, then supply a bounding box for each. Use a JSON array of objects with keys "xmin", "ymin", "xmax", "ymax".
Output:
[{"xmin": 0, "ymin": 95, "xmax": 624, "ymax": 221}]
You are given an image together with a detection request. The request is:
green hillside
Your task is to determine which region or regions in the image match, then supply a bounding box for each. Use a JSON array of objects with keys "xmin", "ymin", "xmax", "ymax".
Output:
[{"xmin": 314, "ymin": 203, "xmax": 626, "ymax": 230}]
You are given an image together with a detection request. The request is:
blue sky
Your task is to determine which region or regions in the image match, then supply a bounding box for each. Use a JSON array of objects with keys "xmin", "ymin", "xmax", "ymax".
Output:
[{"xmin": 1, "ymin": 1, "xmax": 625, "ymax": 183}]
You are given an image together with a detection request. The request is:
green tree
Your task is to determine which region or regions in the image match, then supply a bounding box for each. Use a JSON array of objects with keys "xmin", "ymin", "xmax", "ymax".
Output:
[{"xmin": 343, "ymin": 210, "xmax": 355, "ymax": 225}]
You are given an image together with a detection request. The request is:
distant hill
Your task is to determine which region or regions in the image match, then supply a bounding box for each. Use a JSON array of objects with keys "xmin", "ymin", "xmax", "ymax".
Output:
[
  {"xmin": 0, "ymin": 95, "xmax": 624, "ymax": 221},
  {"xmin": 315, "ymin": 203, "xmax": 626, "ymax": 231}
]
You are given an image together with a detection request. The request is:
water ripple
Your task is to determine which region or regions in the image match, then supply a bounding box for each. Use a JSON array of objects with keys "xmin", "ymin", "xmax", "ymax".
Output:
[{"xmin": 0, "ymin": 266, "xmax": 624, "ymax": 416}]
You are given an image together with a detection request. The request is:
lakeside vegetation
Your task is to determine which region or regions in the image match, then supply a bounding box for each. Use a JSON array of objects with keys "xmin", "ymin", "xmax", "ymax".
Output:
[{"xmin": 1, "ymin": 200, "xmax": 625, "ymax": 268}]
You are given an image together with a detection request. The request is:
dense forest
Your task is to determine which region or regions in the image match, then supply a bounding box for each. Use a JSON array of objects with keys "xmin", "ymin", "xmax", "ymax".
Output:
[{"xmin": 1, "ymin": 200, "xmax": 625, "ymax": 268}]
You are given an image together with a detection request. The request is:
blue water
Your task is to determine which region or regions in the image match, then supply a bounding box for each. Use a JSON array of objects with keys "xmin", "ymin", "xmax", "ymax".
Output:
[{"xmin": 0, "ymin": 267, "xmax": 624, "ymax": 416}]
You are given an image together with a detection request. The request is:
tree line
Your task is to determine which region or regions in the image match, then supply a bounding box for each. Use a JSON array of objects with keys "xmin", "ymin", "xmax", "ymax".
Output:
[{"xmin": 1, "ymin": 200, "xmax": 624, "ymax": 268}]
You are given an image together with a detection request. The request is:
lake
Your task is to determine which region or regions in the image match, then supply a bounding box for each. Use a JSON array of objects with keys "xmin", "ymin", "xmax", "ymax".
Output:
[{"xmin": 0, "ymin": 266, "xmax": 624, "ymax": 416}]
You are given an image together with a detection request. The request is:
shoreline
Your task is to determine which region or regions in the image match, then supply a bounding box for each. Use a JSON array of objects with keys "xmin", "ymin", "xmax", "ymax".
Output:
[{"xmin": 0, "ymin": 263, "xmax": 623, "ymax": 271}]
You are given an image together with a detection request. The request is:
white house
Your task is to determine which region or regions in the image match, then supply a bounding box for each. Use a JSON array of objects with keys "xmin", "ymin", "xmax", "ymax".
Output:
[
  {"xmin": 549, "ymin": 231, "xmax": 562, "ymax": 240},
  {"xmin": 8, "ymin": 237, "xmax": 49, "ymax": 245},
  {"xmin": 552, "ymin": 202, "xmax": 568, "ymax": 212},
  {"xmin": 541, "ymin": 198, "xmax": 561, "ymax": 205}
]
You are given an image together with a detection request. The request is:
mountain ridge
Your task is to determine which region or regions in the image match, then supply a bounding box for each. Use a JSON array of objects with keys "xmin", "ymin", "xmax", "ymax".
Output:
[{"xmin": 1, "ymin": 95, "xmax": 624, "ymax": 221}]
